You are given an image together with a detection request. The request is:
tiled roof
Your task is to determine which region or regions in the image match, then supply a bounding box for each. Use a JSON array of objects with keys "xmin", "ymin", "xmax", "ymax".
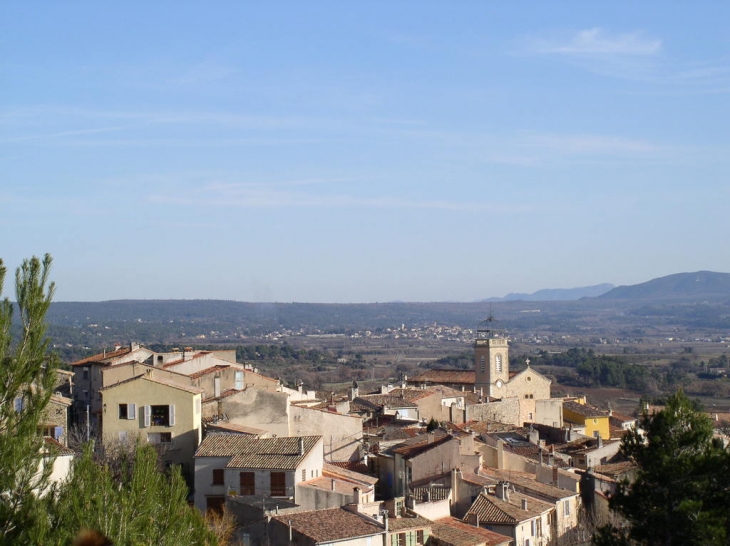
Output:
[
  {"xmin": 390, "ymin": 432, "xmax": 454, "ymax": 459},
  {"xmin": 100, "ymin": 373, "xmax": 203, "ymax": 394},
  {"xmin": 563, "ymin": 400, "xmax": 609, "ymax": 418},
  {"xmin": 387, "ymin": 515, "xmax": 433, "ymax": 532},
  {"xmin": 326, "ymin": 460, "xmax": 372, "ymax": 476},
  {"xmin": 323, "ymin": 462, "xmax": 378, "ymax": 485},
  {"xmin": 408, "ymin": 369, "xmax": 475, "ymax": 385},
  {"xmin": 272, "ymin": 508, "xmax": 383, "ymax": 543},
  {"xmin": 203, "ymin": 388, "xmax": 243, "ymax": 402},
  {"xmin": 71, "ymin": 347, "xmax": 133, "ymax": 366},
  {"xmin": 44, "ymin": 437, "xmax": 74, "ymax": 456},
  {"xmin": 593, "ymin": 461, "xmax": 637, "ymax": 479},
  {"xmin": 196, "ymin": 434, "xmax": 321, "ymax": 470},
  {"xmin": 431, "ymin": 517, "xmax": 512, "ymax": 546},
  {"xmin": 479, "ymin": 468, "xmax": 578, "ymax": 502},
  {"xmin": 410, "ymin": 485, "xmax": 451, "ymax": 502},
  {"xmin": 464, "ymin": 492, "xmax": 552, "ymax": 525},
  {"xmin": 354, "ymin": 394, "xmax": 419, "ymax": 410}
]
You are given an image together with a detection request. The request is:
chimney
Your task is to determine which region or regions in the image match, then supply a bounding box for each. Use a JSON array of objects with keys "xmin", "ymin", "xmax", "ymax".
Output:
[
  {"xmin": 331, "ymin": 479, "xmax": 336, "ymax": 491},
  {"xmin": 522, "ymin": 498, "xmax": 528, "ymax": 511},
  {"xmin": 496, "ymin": 481, "xmax": 510, "ymax": 502},
  {"xmin": 597, "ymin": 434, "xmax": 603, "ymax": 448},
  {"xmin": 427, "ymin": 432, "xmax": 435, "ymax": 444},
  {"xmin": 383, "ymin": 511, "xmax": 388, "ymax": 532},
  {"xmin": 288, "ymin": 520, "xmax": 293, "ymax": 542},
  {"xmin": 353, "ymin": 486, "xmax": 361, "ymax": 504},
  {"xmin": 214, "ymin": 376, "xmax": 221, "ymax": 398},
  {"xmin": 474, "ymin": 514, "xmax": 479, "ymax": 528},
  {"xmin": 298, "ymin": 437, "xmax": 304, "ymax": 456}
]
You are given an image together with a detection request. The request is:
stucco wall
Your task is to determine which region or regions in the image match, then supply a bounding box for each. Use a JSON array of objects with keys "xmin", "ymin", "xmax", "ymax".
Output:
[
  {"xmin": 215, "ymin": 387, "xmax": 290, "ymax": 437},
  {"xmin": 289, "ymin": 405, "xmax": 363, "ymax": 461},
  {"xmin": 466, "ymin": 397, "xmax": 520, "ymax": 425},
  {"xmin": 535, "ymin": 398, "xmax": 563, "ymax": 428},
  {"xmin": 503, "ymin": 369, "xmax": 551, "ymax": 401},
  {"xmin": 101, "ymin": 377, "xmax": 202, "ymax": 475}
]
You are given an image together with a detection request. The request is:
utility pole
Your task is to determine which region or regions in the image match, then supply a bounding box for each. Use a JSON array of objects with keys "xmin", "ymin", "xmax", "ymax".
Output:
[{"xmin": 86, "ymin": 405, "xmax": 90, "ymax": 441}]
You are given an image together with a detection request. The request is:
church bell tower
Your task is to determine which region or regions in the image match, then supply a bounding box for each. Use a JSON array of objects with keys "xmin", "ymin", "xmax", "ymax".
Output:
[{"xmin": 474, "ymin": 315, "xmax": 509, "ymax": 398}]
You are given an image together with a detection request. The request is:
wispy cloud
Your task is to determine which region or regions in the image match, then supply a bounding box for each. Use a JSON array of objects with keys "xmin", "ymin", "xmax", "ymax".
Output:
[
  {"xmin": 527, "ymin": 28, "xmax": 661, "ymax": 57},
  {"xmin": 146, "ymin": 180, "xmax": 527, "ymax": 213},
  {"xmin": 520, "ymin": 28, "xmax": 730, "ymax": 93}
]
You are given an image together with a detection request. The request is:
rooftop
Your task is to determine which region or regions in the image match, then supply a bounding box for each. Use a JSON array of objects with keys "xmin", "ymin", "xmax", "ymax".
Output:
[
  {"xmin": 195, "ymin": 434, "xmax": 321, "ymax": 470},
  {"xmin": 464, "ymin": 491, "xmax": 553, "ymax": 525},
  {"xmin": 271, "ymin": 508, "xmax": 384, "ymax": 543},
  {"xmin": 431, "ymin": 517, "xmax": 512, "ymax": 546},
  {"xmin": 408, "ymin": 369, "xmax": 476, "ymax": 385},
  {"xmin": 563, "ymin": 400, "xmax": 609, "ymax": 418}
]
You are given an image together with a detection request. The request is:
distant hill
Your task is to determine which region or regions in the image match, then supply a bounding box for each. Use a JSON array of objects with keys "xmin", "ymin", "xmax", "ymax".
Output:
[
  {"xmin": 483, "ymin": 283, "xmax": 614, "ymax": 302},
  {"xmin": 599, "ymin": 271, "xmax": 730, "ymax": 301}
]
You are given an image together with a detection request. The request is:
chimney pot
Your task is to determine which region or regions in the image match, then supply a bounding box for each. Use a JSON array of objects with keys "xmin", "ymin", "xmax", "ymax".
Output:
[{"xmin": 298, "ymin": 437, "xmax": 304, "ymax": 455}]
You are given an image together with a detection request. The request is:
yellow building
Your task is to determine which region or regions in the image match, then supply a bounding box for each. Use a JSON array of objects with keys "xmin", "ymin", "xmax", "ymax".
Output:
[
  {"xmin": 100, "ymin": 372, "xmax": 203, "ymax": 482},
  {"xmin": 563, "ymin": 398, "xmax": 610, "ymax": 440}
]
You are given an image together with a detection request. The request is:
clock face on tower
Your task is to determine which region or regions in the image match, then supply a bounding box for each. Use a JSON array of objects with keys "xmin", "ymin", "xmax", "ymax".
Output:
[{"xmin": 496, "ymin": 379, "xmax": 503, "ymax": 388}]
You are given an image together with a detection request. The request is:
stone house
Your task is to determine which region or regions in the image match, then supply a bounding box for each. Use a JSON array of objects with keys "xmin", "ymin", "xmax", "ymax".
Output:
[{"xmin": 193, "ymin": 434, "xmax": 323, "ymax": 513}]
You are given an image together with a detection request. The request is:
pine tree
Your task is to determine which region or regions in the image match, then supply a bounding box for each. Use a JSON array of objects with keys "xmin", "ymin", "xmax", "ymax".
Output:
[
  {"xmin": 0, "ymin": 255, "xmax": 58, "ymax": 544},
  {"xmin": 594, "ymin": 390, "xmax": 730, "ymax": 546}
]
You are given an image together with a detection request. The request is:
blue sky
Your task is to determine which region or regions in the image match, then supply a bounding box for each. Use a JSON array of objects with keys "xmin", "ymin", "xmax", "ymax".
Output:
[{"xmin": 2, "ymin": 2, "xmax": 729, "ymax": 302}]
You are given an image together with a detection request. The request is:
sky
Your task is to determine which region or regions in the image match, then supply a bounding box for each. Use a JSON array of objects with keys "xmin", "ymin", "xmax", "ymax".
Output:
[{"xmin": 1, "ymin": 2, "xmax": 729, "ymax": 303}]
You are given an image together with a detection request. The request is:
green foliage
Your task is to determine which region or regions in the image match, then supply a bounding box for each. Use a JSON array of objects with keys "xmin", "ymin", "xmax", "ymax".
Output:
[
  {"xmin": 426, "ymin": 417, "xmax": 439, "ymax": 432},
  {"xmin": 594, "ymin": 390, "xmax": 730, "ymax": 546},
  {"xmin": 40, "ymin": 444, "xmax": 216, "ymax": 546},
  {"xmin": 0, "ymin": 255, "xmax": 59, "ymax": 543},
  {"xmin": 420, "ymin": 351, "xmax": 472, "ymax": 370}
]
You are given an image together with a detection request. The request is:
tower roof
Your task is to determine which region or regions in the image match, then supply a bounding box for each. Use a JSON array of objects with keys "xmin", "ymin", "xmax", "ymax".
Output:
[{"xmin": 476, "ymin": 315, "xmax": 505, "ymax": 339}]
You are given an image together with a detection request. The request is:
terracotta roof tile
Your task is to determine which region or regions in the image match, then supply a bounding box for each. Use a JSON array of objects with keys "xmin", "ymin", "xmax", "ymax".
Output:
[
  {"xmin": 196, "ymin": 434, "xmax": 321, "ymax": 470},
  {"xmin": 71, "ymin": 347, "xmax": 132, "ymax": 366},
  {"xmin": 271, "ymin": 508, "xmax": 383, "ymax": 542},
  {"xmin": 387, "ymin": 515, "xmax": 433, "ymax": 532},
  {"xmin": 431, "ymin": 517, "xmax": 512, "ymax": 546},
  {"xmin": 409, "ymin": 369, "xmax": 475, "ymax": 385},
  {"xmin": 44, "ymin": 437, "xmax": 74, "ymax": 456},
  {"xmin": 563, "ymin": 400, "xmax": 609, "ymax": 418},
  {"xmin": 464, "ymin": 492, "xmax": 552, "ymax": 525}
]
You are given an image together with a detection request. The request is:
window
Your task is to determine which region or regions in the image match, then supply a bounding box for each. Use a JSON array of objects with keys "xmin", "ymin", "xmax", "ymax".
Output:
[
  {"xmin": 531, "ymin": 519, "xmax": 536, "ymax": 536},
  {"xmin": 150, "ymin": 405, "xmax": 175, "ymax": 426},
  {"xmin": 14, "ymin": 397, "xmax": 23, "ymax": 413},
  {"xmin": 83, "ymin": 367, "xmax": 89, "ymax": 380},
  {"xmin": 528, "ymin": 412, "xmax": 533, "ymax": 420},
  {"xmin": 564, "ymin": 499, "xmax": 571, "ymax": 516},
  {"xmin": 270, "ymin": 472, "xmax": 286, "ymax": 496},
  {"xmin": 212, "ymin": 469, "xmax": 224, "ymax": 485},
  {"xmin": 240, "ymin": 472, "xmax": 255, "ymax": 495},
  {"xmin": 119, "ymin": 403, "xmax": 136, "ymax": 420},
  {"xmin": 416, "ymin": 530, "xmax": 424, "ymax": 544},
  {"xmin": 398, "ymin": 533, "xmax": 406, "ymax": 546},
  {"xmin": 495, "ymin": 354, "xmax": 502, "ymax": 372},
  {"xmin": 235, "ymin": 370, "xmax": 244, "ymax": 390},
  {"xmin": 147, "ymin": 432, "xmax": 172, "ymax": 444},
  {"xmin": 302, "ymin": 469, "xmax": 306, "ymax": 481},
  {"xmin": 480, "ymin": 356, "xmax": 485, "ymax": 372}
]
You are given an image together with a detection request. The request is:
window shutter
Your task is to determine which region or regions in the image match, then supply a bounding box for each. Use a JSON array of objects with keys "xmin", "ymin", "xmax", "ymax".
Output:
[
  {"xmin": 169, "ymin": 404, "xmax": 175, "ymax": 426},
  {"xmin": 128, "ymin": 403, "xmax": 136, "ymax": 420},
  {"xmin": 143, "ymin": 405, "xmax": 151, "ymax": 427}
]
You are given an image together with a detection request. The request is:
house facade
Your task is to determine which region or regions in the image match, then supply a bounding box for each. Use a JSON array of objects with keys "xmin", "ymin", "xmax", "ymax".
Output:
[
  {"xmin": 100, "ymin": 373, "xmax": 203, "ymax": 480},
  {"xmin": 193, "ymin": 434, "xmax": 323, "ymax": 512}
]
